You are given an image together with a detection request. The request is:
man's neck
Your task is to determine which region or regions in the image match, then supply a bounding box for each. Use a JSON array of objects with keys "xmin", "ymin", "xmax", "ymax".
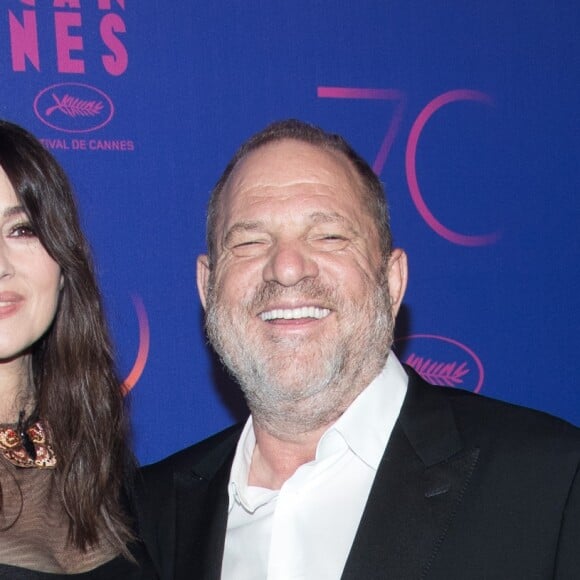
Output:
[
  {"xmin": 244, "ymin": 362, "xmax": 387, "ymax": 489},
  {"xmin": 248, "ymin": 421, "xmax": 331, "ymax": 489}
]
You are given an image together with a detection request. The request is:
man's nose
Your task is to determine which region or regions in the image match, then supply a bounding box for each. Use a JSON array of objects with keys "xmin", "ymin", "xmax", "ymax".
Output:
[{"xmin": 262, "ymin": 241, "xmax": 319, "ymax": 287}]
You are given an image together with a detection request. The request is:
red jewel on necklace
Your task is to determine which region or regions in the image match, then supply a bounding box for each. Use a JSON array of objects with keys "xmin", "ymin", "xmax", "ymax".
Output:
[{"xmin": 0, "ymin": 421, "xmax": 57, "ymax": 469}]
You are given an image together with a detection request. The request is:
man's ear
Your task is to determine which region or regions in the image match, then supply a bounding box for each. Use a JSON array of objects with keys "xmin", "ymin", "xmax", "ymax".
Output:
[
  {"xmin": 385, "ymin": 248, "xmax": 408, "ymax": 318},
  {"xmin": 196, "ymin": 254, "xmax": 210, "ymax": 311}
]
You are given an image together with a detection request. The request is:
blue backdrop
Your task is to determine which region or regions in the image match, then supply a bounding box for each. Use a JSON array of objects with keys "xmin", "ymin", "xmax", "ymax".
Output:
[{"xmin": 1, "ymin": 1, "xmax": 578, "ymax": 465}]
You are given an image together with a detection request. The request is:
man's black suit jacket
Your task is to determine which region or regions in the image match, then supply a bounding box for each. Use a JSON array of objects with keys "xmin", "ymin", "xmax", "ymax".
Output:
[{"xmin": 135, "ymin": 369, "xmax": 580, "ymax": 579}]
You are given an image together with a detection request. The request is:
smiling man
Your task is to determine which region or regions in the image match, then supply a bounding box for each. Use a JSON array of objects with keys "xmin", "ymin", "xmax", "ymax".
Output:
[{"xmin": 136, "ymin": 120, "xmax": 580, "ymax": 580}]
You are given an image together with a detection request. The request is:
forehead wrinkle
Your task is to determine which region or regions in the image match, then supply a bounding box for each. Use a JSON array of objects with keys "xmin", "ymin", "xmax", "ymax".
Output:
[
  {"xmin": 228, "ymin": 149, "xmax": 359, "ymax": 196},
  {"xmin": 218, "ymin": 142, "xmax": 370, "ymax": 238},
  {"xmin": 227, "ymin": 177, "xmax": 337, "ymax": 203}
]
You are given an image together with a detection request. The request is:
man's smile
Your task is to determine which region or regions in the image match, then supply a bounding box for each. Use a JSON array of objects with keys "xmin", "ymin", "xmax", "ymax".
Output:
[{"xmin": 259, "ymin": 306, "xmax": 331, "ymax": 321}]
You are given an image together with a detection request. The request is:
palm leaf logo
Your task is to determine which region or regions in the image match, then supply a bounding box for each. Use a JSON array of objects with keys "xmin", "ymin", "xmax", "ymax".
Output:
[
  {"xmin": 45, "ymin": 93, "xmax": 104, "ymax": 118},
  {"xmin": 405, "ymin": 353, "xmax": 469, "ymax": 387}
]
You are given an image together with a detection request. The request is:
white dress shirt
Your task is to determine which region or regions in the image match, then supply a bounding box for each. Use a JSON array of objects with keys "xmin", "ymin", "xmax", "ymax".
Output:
[{"xmin": 221, "ymin": 352, "xmax": 408, "ymax": 580}]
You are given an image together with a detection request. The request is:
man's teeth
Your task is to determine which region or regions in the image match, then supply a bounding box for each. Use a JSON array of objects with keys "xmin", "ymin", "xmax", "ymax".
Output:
[{"xmin": 260, "ymin": 306, "xmax": 330, "ymax": 321}]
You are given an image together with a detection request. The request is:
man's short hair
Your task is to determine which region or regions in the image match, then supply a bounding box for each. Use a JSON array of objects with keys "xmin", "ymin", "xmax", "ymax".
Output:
[{"xmin": 206, "ymin": 119, "xmax": 392, "ymax": 265}]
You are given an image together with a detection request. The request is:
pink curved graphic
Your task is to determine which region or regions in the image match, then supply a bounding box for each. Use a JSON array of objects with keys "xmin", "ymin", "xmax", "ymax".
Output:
[
  {"xmin": 33, "ymin": 82, "xmax": 115, "ymax": 133},
  {"xmin": 317, "ymin": 86, "xmax": 406, "ymax": 174},
  {"xmin": 122, "ymin": 294, "xmax": 150, "ymax": 394},
  {"xmin": 395, "ymin": 333, "xmax": 484, "ymax": 393},
  {"xmin": 405, "ymin": 89, "xmax": 501, "ymax": 246}
]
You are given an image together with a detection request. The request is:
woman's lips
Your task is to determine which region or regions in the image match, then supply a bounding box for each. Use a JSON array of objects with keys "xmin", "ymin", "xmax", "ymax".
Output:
[{"xmin": 0, "ymin": 292, "xmax": 24, "ymax": 318}]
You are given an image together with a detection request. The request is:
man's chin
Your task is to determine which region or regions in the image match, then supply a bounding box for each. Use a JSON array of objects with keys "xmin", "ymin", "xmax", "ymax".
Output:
[
  {"xmin": 260, "ymin": 332, "xmax": 335, "ymax": 359},
  {"xmin": 248, "ymin": 364, "xmax": 338, "ymax": 399}
]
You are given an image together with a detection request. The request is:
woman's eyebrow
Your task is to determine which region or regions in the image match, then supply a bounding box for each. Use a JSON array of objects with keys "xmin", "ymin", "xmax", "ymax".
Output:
[{"xmin": 2, "ymin": 205, "xmax": 26, "ymax": 219}]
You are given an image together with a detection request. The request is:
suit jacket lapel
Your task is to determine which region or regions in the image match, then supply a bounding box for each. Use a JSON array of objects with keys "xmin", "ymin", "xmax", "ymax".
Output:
[
  {"xmin": 173, "ymin": 429, "xmax": 240, "ymax": 580},
  {"xmin": 342, "ymin": 370, "xmax": 480, "ymax": 579}
]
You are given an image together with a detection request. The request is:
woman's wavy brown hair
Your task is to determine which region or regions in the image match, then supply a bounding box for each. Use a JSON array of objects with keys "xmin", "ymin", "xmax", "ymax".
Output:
[{"xmin": 0, "ymin": 119, "xmax": 133, "ymax": 554}]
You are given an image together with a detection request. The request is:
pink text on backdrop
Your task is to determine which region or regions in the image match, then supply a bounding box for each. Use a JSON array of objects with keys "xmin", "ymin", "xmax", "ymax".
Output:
[
  {"xmin": 7, "ymin": 1, "xmax": 127, "ymax": 75},
  {"xmin": 317, "ymin": 87, "xmax": 406, "ymax": 175},
  {"xmin": 406, "ymin": 90, "xmax": 501, "ymax": 246},
  {"xmin": 19, "ymin": 1, "xmax": 125, "ymax": 7},
  {"xmin": 318, "ymin": 86, "xmax": 501, "ymax": 246}
]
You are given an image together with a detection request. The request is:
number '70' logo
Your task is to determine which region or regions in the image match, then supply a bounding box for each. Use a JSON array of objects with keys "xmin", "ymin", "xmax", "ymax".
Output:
[{"xmin": 317, "ymin": 87, "xmax": 501, "ymax": 247}]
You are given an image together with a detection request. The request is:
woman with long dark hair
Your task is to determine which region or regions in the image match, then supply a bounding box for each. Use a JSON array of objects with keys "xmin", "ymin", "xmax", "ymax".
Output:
[{"xmin": 0, "ymin": 120, "xmax": 156, "ymax": 578}]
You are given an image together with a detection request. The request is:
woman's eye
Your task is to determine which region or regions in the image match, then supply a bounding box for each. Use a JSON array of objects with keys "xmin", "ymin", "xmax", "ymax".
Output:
[{"xmin": 9, "ymin": 223, "xmax": 36, "ymax": 238}]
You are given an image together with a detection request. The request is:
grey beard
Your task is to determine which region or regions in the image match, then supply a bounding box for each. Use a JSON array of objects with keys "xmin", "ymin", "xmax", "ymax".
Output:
[{"xmin": 205, "ymin": 276, "xmax": 394, "ymax": 438}]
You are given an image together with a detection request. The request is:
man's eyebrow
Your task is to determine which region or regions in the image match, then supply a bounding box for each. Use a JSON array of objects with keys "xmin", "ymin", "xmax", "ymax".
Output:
[
  {"xmin": 2, "ymin": 205, "xmax": 26, "ymax": 219},
  {"xmin": 308, "ymin": 211, "xmax": 350, "ymax": 225},
  {"xmin": 223, "ymin": 221, "xmax": 266, "ymax": 244},
  {"xmin": 224, "ymin": 213, "xmax": 355, "ymax": 242}
]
